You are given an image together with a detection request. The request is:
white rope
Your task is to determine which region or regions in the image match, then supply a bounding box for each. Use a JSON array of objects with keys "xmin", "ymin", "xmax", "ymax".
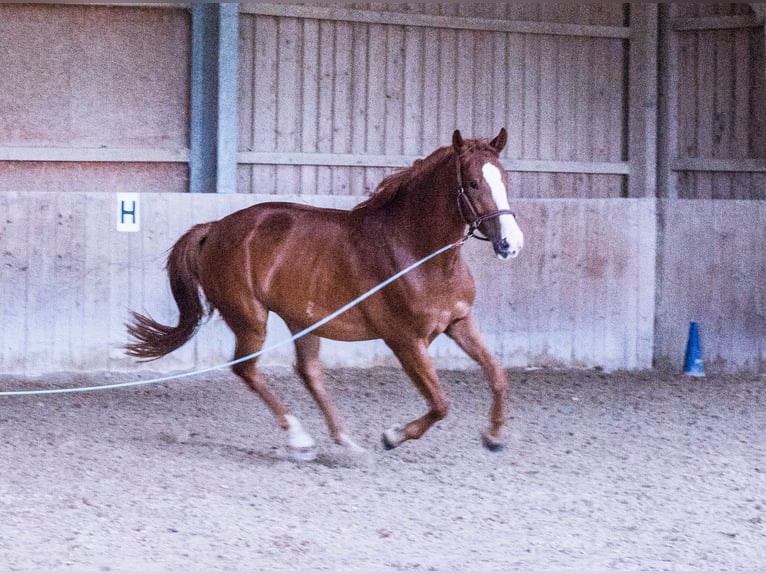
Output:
[{"xmin": 0, "ymin": 241, "xmax": 460, "ymax": 397}]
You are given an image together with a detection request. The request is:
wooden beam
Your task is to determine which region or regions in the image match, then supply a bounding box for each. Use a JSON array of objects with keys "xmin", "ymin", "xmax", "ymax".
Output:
[
  {"xmin": 628, "ymin": 4, "xmax": 659, "ymax": 198},
  {"xmin": 657, "ymin": 4, "xmax": 680, "ymax": 199},
  {"xmin": 240, "ymin": 3, "xmax": 631, "ymax": 39},
  {"xmin": 671, "ymin": 14, "xmax": 764, "ymax": 31},
  {"xmin": 0, "ymin": 147, "xmax": 189, "ymax": 163},
  {"xmin": 237, "ymin": 151, "xmax": 629, "ymax": 175},
  {"xmin": 671, "ymin": 157, "xmax": 766, "ymax": 173},
  {"xmin": 752, "ymin": 4, "xmax": 766, "ymax": 90},
  {"xmin": 502, "ymin": 160, "xmax": 629, "ymax": 175}
]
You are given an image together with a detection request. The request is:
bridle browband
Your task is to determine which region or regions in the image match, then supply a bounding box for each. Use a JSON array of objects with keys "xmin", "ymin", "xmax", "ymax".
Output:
[{"xmin": 455, "ymin": 154, "xmax": 515, "ymax": 242}]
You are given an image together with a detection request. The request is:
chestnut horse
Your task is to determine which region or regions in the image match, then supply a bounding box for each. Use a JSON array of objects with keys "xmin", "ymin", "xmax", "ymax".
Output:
[{"xmin": 126, "ymin": 129, "xmax": 523, "ymax": 460}]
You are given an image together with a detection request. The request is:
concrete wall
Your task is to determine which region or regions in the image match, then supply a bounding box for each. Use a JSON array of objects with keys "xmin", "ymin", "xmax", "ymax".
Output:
[
  {"xmin": 655, "ymin": 200, "xmax": 766, "ymax": 373},
  {"xmin": 0, "ymin": 193, "xmax": 657, "ymax": 375}
]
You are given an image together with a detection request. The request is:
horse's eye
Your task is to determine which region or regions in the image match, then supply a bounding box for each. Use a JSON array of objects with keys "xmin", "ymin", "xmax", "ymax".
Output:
[{"xmin": 469, "ymin": 180, "xmax": 479, "ymax": 190}]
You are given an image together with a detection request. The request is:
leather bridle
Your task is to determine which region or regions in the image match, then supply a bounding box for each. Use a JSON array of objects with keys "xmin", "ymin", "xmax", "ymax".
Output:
[{"xmin": 455, "ymin": 154, "xmax": 515, "ymax": 242}]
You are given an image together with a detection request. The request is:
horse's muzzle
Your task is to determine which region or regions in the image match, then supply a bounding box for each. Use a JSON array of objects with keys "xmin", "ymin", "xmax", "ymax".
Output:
[{"xmin": 493, "ymin": 237, "xmax": 520, "ymax": 260}]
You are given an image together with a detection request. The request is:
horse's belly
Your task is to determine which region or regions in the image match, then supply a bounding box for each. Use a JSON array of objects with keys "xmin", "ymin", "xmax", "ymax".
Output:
[{"xmin": 274, "ymin": 302, "xmax": 379, "ymax": 342}]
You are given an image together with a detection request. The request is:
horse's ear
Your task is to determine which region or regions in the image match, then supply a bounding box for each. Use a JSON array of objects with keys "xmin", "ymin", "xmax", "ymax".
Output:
[
  {"xmin": 490, "ymin": 127, "xmax": 508, "ymax": 154},
  {"xmin": 452, "ymin": 129, "xmax": 464, "ymax": 152}
]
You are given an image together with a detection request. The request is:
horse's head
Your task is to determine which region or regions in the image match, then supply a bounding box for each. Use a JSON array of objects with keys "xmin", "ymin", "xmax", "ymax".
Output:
[{"xmin": 453, "ymin": 128, "xmax": 524, "ymax": 260}]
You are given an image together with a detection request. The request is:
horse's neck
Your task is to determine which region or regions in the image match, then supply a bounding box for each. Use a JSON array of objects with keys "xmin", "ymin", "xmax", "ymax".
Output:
[{"xmin": 385, "ymin": 159, "xmax": 466, "ymax": 251}]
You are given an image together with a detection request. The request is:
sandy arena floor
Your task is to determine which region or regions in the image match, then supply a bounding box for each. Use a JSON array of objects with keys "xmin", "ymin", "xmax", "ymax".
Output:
[{"xmin": 1, "ymin": 367, "xmax": 764, "ymax": 572}]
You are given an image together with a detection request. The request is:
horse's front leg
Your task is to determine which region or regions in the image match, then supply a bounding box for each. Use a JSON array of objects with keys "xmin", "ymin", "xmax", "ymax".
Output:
[
  {"xmin": 382, "ymin": 340, "xmax": 449, "ymax": 449},
  {"xmin": 445, "ymin": 314, "xmax": 507, "ymax": 451}
]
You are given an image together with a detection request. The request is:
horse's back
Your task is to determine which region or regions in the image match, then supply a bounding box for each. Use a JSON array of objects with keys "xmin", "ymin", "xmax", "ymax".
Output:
[{"xmin": 198, "ymin": 201, "xmax": 376, "ymax": 339}]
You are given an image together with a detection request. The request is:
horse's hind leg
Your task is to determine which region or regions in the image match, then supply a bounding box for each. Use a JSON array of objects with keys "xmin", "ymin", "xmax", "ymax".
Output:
[
  {"xmin": 292, "ymin": 332, "xmax": 365, "ymax": 453},
  {"xmin": 445, "ymin": 314, "xmax": 507, "ymax": 451},
  {"xmin": 226, "ymin": 314, "xmax": 317, "ymax": 461},
  {"xmin": 382, "ymin": 340, "xmax": 449, "ymax": 449}
]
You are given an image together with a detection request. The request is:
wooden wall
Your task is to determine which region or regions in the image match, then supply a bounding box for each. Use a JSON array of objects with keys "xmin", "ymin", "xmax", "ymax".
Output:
[
  {"xmin": 237, "ymin": 3, "xmax": 629, "ymax": 199},
  {"xmin": 0, "ymin": 4, "xmax": 190, "ymax": 193},
  {"xmin": 660, "ymin": 3, "xmax": 766, "ymax": 199}
]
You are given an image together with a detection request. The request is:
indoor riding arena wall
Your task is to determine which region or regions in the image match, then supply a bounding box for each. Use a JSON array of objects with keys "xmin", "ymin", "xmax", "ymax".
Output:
[
  {"xmin": 1, "ymin": 3, "xmax": 765, "ymax": 375},
  {"xmin": 2, "ymin": 192, "xmax": 763, "ymax": 375},
  {"xmin": 654, "ymin": 200, "xmax": 766, "ymax": 374},
  {"xmin": 0, "ymin": 193, "xmax": 657, "ymax": 375}
]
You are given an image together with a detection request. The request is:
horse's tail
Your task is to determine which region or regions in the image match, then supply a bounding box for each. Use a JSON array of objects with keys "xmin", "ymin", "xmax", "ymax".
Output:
[{"xmin": 125, "ymin": 222, "xmax": 213, "ymax": 361}]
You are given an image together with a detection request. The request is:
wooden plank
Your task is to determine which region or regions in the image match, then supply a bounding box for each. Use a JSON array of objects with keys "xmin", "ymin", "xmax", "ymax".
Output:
[
  {"xmin": 555, "ymin": 36, "xmax": 576, "ymax": 161},
  {"xmin": 384, "ymin": 23, "xmax": 405, "ymax": 155},
  {"xmin": 237, "ymin": 151, "xmax": 630, "ymax": 174},
  {"xmin": 456, "ymin": 29, "xmax": 476, "ymax": 134},
  {"xmin": 275, "ymin": 16, "xmax": 302, "ymax": 195},
  {"xmin": 573, "ymin": 31, "xmax": 592, "ymax": 197},
  {"xmin": 348, "ymin": 21, "xmax": 369, "ymax": 195},
  {"xmin": 276, "ymin": 17, "xmax": 301, "ymax": 153},
  {"xmin": 538, "ymin": 35, "xmax": 557, "ymax": 161},
  {"xmin": 713, "ymin": 28, "xmax": 734, "ymax": 159},
  {"xmin": 437, "ymin": 27, "xmax": 457, "ymax": 140},
  {"xmin": 491, "ymin": 30, "xmax": 508, "ymax": 140},
  {"xmin": 733, "ymin": 28, "xmax": 751, "ymax": 157},
  {"xmin": 671, "ymin": 157, "xmax": 766, "ymax": 172},
  {"xmin": 349, "ymin": 21, "xmax": 369, "ymax": 154},
  {"xmin": 696, "ymin": 27, "xmax": 715, "ymax": 199},
  {"xmin": 522, "ymin": 33, "xmax": 540, "ymax": 161},
  {"xmin": 473, "ymin": 28, "xmax": 496, "ymax": 137},
  {"xmin": 505, "ymin": 33, "xmax": 524, "ymax": 160},
  {"xmin": 251, "ymin": 14, "xmax": 278, "ymax": 194},
  {"xmin": 537, "ymin": 14, "xmax": 557, "ymax": 198},
  {"xmin": 628, "ymin": 4, "xmax": 658, "ymax": 198},
  {"xmin": 471, "ymin": 27, "xmax": 495, "ymax": 137},
  {"xmin": 365, "ymin": 23, "xmax": 387, "ymax": 153},
  {"xmin": 589, "ymin": 36, "xmax": 612, "ymax": 198},
  {"xmin": 300, "ymin": 17, "xmax": 319, "ymax": 195},
  {"xmin": 671, "ymin": 14, "xmax": 764, "ymax": 31},
  {"xmin": 240, "ymin": 3, "xmax": 631, "ymax": 39},
  {"xmin": 237, "ymin": 14, "xmax": 254, "ymax": 153},
  {"xmin": 238, "ymin": 16, "xmax": 254, "ymax": 193},
  {"xmin": 333, "ymin": 20, "xmax": 353, "ymax": 194},
  {"xmin": 0, "ymin": 147, "xmax": 189, "ymax": 163},
  {"xmin": 657, "ymin": 3, "xmax": 681, "ymax": 199},
  {"xmin": 421, "ymin": 26, "xmax": 440, "ymax": 151},
  {"xmin": 316, "ymin": 19, "xmax": 335, "ymax": 195},
  {"xmin": 402, "ymin": 25, "xmax": 424, "ymax": 154}
]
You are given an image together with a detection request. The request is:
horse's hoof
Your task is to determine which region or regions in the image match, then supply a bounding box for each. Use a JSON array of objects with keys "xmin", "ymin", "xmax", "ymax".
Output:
[
  {"xmin": 285, "ymin": 414, "xmax": 316, "ymax": 461},
  {"xmin": 288, "ymin": 445, "xmax": 318, "ymax": 462},
  {"xmin": 481, "ymin": 432, "xmax": 505, "ymax": 452},
  {"xmin": 382, "ymin": 425, "xmax": 405, "ymax": 450}
]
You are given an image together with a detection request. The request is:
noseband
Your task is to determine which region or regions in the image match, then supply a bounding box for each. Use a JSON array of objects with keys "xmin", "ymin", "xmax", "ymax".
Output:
[{"xmin": 455, "ymin": 155, "xmax": 515, "ymax": 242}]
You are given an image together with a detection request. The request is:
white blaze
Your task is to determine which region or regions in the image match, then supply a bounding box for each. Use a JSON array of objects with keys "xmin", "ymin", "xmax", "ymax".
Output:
[{"xmin": 481, "ymin": 163, "xmax": 524, "ymax": 256}]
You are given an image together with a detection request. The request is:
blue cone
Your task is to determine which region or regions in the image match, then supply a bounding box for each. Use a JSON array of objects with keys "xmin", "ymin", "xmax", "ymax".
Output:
[{"xmin": 683, "ymin": 321, "xmax": 705, "ymax": 377}]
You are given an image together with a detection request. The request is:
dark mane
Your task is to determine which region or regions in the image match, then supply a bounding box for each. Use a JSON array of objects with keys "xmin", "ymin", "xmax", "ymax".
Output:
[
  {"xmin": 352, "ymin": 138, "xmax": 499, "ymax": 212},
  {"xmin": 352, "ymin": 145, "xmax": 453, "ymax": 212}
]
